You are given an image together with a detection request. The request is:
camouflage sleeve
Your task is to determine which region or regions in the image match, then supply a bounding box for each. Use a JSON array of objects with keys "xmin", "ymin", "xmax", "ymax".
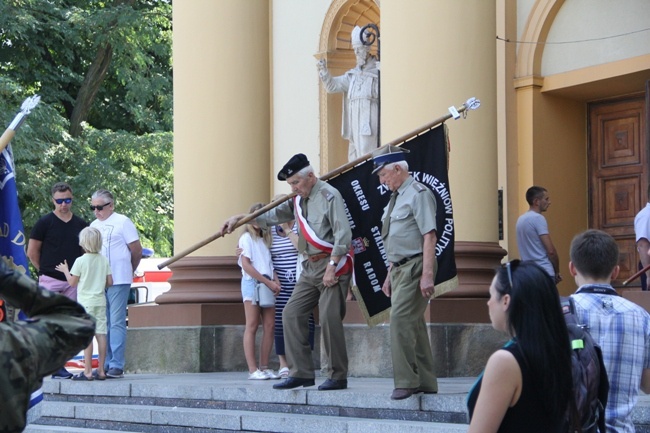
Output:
[{"xmin": 0, "ymin": 260, "xmax": 95, "ymax": 433}]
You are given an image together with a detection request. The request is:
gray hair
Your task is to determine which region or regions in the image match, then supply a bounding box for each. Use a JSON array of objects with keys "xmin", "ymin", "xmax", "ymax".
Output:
[
  {"xmin": 92, "ymin": 189, "xmax": 114, "ymax": 205},
  {"xmin": 296, "ymin": 165, "xmax": 315, "ymax": 178}
]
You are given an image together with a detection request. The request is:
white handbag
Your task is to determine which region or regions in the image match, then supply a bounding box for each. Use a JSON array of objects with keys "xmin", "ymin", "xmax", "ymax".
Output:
[{"xmin": 255, "ymin": 280, "xmax": 276, "ymax": 308}]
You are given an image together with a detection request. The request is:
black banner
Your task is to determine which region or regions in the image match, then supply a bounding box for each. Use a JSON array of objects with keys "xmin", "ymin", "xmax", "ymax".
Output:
[{"xmin": 328, "ymin": 124, "xmax": 457, "ymax": 325}]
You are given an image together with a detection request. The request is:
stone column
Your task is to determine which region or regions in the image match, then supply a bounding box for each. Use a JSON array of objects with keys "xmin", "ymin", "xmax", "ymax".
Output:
[
  {"xmin": 129, "ymin": 0, "xmax": 270, "ymax": 327},
  {"xmin": 380, "ymin": 1, "xmax": 506, "ymax": 322}
]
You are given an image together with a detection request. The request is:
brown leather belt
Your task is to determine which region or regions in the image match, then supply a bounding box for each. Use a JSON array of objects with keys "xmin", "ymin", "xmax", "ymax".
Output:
[
  {"xmin": 391, "ymin": 253, "xmax": 423, "ymax": 268},
  {"xmin": 307, "ymin": 253, "xmax": 329, "ymax": 262}
]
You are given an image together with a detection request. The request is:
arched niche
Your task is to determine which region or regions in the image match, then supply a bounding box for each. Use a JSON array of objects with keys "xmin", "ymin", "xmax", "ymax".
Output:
[{"xmin": 317, "ymin": 0, "xmax": 380, "ymax": 172}]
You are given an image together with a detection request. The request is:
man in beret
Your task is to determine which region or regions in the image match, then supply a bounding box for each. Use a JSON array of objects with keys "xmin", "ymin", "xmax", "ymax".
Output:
[
  {"xmin": 373, "ymin": 145, "xmax": 439, "ymax": 400},
  {"xmin": 221, "ymin": 153, "xmax": 352, "ymax": 391}
]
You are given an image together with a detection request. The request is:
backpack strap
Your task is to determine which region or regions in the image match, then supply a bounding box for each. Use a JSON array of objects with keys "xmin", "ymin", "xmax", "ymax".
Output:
[
  {"xmin": 560, "ymin": 296, "xmax": 579, "ymax": 327},
  {"xmin": 595, "ymin": 344, "xmax": 609, "ymax": 433}
]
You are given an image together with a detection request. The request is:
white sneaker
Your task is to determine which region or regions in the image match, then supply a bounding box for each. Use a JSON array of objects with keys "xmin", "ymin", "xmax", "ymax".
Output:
[
  {"xmin": 263, "ymin": 369, "xmax": 280, "ymax": 380},
  {"xmin": 278, "ymin": 367, "xmax": 290, "ymax": 379},
  {"xmin": 248, "ymin": 369, "xmax": 269, "ymax": 380}
]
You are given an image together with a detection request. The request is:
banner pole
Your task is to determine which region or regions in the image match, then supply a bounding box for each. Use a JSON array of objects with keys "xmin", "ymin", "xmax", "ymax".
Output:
[{"xmin": 158, "ymin": 97, "xmax": 480, "ymax": 269}]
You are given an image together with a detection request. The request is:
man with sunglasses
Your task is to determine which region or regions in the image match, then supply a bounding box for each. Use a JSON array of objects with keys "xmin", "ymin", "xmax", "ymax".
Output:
[
  {"xmin": 27, "ymin": 182, "xmax": 88, "ymax": 379},
  {"xmin": 90, "ymin": 189, "xmax": 142, "ymax": 379}
]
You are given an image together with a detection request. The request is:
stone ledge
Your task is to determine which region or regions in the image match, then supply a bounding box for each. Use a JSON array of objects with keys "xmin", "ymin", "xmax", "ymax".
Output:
[{"xmin": 125, "ymin": 323, "xmax": 508, "ymax": 376}]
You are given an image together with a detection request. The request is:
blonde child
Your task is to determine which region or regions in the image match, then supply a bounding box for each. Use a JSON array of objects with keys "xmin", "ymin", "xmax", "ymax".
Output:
[
  {"xmin": 56, "ymin": 227, "xmax": 112, "ymax": 381},
  {"xmin": 238, "ymin": 203, "xmax": 281, "ymax": 380}
]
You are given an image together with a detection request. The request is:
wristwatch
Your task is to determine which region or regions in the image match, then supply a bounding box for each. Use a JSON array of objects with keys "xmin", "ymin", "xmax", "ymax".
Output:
[{"xmin": 328, "ymin": 259, "xmax": 338, "ymax": 267}]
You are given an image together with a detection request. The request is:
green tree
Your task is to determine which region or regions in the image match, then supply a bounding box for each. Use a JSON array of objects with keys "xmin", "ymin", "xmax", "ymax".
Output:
[{"xmin": 0, "ymin": 0, "xmax": 173, "ymax": 258}]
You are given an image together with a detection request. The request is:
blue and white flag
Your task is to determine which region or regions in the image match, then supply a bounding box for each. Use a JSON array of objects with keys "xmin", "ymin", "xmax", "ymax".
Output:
[
  {"xmin": 0, "ymin": 145, "xmax": 30, "ymax": 276},
  {"xmin": 1, "ymin": 97, "xmax": 42, "ymax": 412}
]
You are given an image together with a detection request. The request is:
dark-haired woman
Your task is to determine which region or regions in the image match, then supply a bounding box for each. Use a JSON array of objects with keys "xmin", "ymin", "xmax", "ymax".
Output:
[{"xmin": 467, "ymin": 260, "xmax": 576, "ymax": 433}]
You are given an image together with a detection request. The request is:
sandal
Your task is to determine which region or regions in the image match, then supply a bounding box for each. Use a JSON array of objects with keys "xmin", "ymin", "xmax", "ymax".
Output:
[
  {"xmin": 72, "ymin": 372, "xmax": 93, "ymax": 381},
  {"xmin": 92, "ymin": 370, "xmax": 107, "ymax": 381}
]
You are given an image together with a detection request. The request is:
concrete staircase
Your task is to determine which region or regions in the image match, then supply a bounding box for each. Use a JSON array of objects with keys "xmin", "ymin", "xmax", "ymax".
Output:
[
  {"xmin": 24, "ymin": 372, "xmax": 650, "ymax": 433},
  {"xmin": 25, "ymin": 373, "xmax": 472, "ymax": 433}
]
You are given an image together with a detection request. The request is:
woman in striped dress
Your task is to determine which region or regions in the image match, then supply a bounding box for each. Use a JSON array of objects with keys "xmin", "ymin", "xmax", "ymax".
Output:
[{"xmin": 270, "ymin": 220, "xmax": 315, "ymax": 378}]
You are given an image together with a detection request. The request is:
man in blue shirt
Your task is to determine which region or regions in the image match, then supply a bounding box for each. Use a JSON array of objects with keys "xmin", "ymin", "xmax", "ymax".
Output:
[{"xmin": 516, "ymin": 186, "xmax": 561, "ymax": 283}]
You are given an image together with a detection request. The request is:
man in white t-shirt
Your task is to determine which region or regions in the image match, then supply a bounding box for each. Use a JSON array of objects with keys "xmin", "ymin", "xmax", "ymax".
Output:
[
  {"xmin": 515, "ymin": 186, "xmax": 561, "ymax": 283},
  {"xmin": 634, "ymin": 184, "xmax": 650, "ymax": 290},
  {"xmin": 90, "ymin": 189, "xmax": 142, "ymax": 378}
]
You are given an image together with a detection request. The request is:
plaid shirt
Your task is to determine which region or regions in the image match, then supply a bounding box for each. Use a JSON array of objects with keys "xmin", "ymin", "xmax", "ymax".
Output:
[{"xmin": 572, "ymin": 286, "xmax": 650, "ymax": 433}]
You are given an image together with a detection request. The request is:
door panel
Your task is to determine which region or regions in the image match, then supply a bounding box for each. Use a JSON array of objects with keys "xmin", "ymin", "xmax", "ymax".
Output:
[{"xmin": 589, "ymin": 95, "xmax": 647, "ymax": 288}]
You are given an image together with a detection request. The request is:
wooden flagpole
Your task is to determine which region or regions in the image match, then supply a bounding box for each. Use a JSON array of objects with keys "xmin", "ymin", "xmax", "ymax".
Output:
[{"xmin": 158, "ymin": 97, "xmax": 480, "ymax": 269}]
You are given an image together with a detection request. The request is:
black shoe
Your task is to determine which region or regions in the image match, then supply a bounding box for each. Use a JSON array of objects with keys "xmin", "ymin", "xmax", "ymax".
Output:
[
  {"xmin": 273, "ymin": 377, "xmax": 315, "ymax": 389},
  {"xmin": 318, "ymin": 378, "xmax": 348, "ymax": 390},
  {"xmin": 51, "ymin": 367, "xmax": 73, "ymax": 379},
  {"xmin": 391, "ymin": 388, "xmax": 417, "ymax": 400}
]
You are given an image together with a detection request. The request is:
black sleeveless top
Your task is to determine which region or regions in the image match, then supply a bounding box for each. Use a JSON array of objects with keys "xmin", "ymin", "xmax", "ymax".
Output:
[{"xmin": 466, "ymin": 340, "xmax": 564, "ymax": 433}]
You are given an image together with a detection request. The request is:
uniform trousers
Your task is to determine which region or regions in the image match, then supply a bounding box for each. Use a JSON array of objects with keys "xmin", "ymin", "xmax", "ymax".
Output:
[
  {"xmin": 389, "ymin": 256, "xmax": 438, "ymax": 390},
  {"xmin": 283, "ymin": 258, "xmax": 351, "ymax": 380}
]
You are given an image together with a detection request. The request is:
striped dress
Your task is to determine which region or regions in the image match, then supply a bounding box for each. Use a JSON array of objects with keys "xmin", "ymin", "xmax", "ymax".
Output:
[{"xmin": 270, "ymin": 224, "xmax": 315, "ymax": 355}]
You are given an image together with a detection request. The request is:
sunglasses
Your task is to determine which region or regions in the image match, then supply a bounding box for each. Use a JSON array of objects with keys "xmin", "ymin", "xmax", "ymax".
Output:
[
  {"xmin": 54, "ymin": 198, "xmax": 73, "ymax": 204},
  {"xmin": 90, "ymin": 202, "xmax": 112, "ymax": 211},
  {"xmin": 503, "ymin": 259, "xmax": 521, "ymax": 290},
  {"xmin": 505, "ymin": 262, "xmax": 514, "ymax": 289}
]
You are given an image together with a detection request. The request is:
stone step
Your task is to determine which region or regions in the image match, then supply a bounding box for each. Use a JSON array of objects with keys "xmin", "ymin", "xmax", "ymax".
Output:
[
  {"xmin": 32, "ymin": 401, "xmax": 467, "ymax": 433},
  {"xmin": 40, "ymin": 374, "xmax": 471, "ymax": 419},
  {"xmin": 25, "ymin": 425, "xmax": 136, "ymax": 433},
  {"xmin": 30, "ymin": 373, "xmax": 650, "ymax": 431}
]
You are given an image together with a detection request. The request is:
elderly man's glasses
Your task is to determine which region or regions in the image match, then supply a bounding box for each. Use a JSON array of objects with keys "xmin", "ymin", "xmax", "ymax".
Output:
[
  {"xmin": 54, "ymin": 198, "xmax": 72, "ymax": 204},
  {"xmin": 90, "ymin": 202, "xmax": 112, "ymax": 211}
]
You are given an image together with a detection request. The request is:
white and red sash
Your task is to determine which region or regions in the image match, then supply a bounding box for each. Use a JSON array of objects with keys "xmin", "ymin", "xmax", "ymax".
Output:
[{"xmin": 294, "ymin": 196, "xmax": 353, "ymax": 276}]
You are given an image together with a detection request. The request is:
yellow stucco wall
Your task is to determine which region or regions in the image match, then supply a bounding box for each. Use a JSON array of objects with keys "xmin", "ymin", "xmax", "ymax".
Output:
[{"xmin": 173, "ymin": 1, "xmax": 270, "ymax": 256}]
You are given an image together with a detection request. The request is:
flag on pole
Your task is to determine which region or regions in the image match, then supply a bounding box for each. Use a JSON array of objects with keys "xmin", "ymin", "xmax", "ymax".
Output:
[
  {"xmin": 328, "ymin": 124, "xmax": 458, "ymax": 326},
  {"xmin": 0, "ymin": 97, "xmax": 42, "ymax": 410},
  {"xmin": 0, "ymin": 145, "xmax": 30, "ymax": 277},
  {"xmin": 0, "ymin": 95, "xmax": 39, "ymax": 280}
]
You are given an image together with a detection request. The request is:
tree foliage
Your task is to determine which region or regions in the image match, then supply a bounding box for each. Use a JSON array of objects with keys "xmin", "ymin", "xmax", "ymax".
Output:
[{"xmin": 0, "ymin": 0, "xmax": 173, "ymax": 258}]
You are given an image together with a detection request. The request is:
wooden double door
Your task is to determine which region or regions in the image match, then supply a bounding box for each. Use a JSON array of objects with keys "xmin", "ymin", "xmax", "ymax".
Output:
[{"xmin": 589, "ymin": 85, "xmax": 649, "ymax": 288}]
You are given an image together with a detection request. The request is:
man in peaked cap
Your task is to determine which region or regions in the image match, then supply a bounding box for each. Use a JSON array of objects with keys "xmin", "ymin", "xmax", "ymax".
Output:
[
  {"xmin": 374, "ymin": 145, "xmax": 440, "ymax": 400},
  {"xmin": 221, "ymin": 153, "xmax": 353, "ymax": 391}
]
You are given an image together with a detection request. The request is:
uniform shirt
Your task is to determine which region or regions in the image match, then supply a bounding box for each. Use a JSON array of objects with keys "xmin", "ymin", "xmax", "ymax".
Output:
[
  {"xmin": 69, "ymin": 253, "xmax": 112, "ymax": 308},
  {"xmin": 257, "ymin": 180, "xmax": 351, "ymax": 258},
  {"xmin": 29, "ymin": 212, "xmax": 88, "ymax": 280},
  {"xmin": 381, "ymin": 176, "xmax": 437, "ymax": 263},
  {"xmin": 572, "ymin": 286, "xmax": 650, "ymax": 433},
  {"xmin": 91, "ymin": 212, "xmax": 140, "ymax": 285},
  {"xmin": 515, "ymin": 210, "xmax": 554, "ymax": 278}
]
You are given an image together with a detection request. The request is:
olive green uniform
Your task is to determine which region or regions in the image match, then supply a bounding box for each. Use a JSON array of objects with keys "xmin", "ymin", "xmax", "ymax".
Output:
[
  {"xmin": 382, "ymin": 176, "xmax": 438, "ymax": 391},
  {"xmin": 257, "ymin": 180, "xmax": 352, "ymax": 380},
  {"xmin": 0, "ymin": 260, "xmax": 95, "ymax": 432}
]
